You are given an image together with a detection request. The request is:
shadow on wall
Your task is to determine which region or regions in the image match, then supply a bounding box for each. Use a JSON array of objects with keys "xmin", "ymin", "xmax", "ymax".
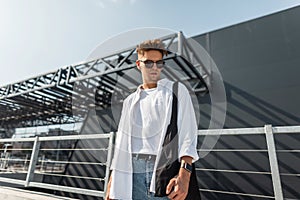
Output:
[{"xmin": 198, "ymin": 82, "xmax": 300, "ymax": 129}]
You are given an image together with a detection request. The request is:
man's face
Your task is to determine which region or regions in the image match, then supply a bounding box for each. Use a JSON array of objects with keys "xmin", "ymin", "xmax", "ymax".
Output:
[{"xmin": 136, "ymin": 50, "xmax": 163, "ymax": 84}]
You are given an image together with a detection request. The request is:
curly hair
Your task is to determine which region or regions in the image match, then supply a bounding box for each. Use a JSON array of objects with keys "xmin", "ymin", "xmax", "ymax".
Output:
[{"xmin": 136, "ymin": 39, "xmax": 168, "ymax": 57}]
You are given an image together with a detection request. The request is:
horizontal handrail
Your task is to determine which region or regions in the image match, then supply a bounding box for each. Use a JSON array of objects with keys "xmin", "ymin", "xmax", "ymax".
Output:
[
  {"xmin": 35, "ymin": 171, "xmax": 105, "ymax": 181},
  {"xmin": 37, "ymin": 159, "xmax": 107, "ymax": 166},
  {"xmin": 197, "ymin": 127, "xmax": 265, "ymax": 135},
  {"xmin": 39, "ymin": 148, "xmax": 108, "ymax": 151},
  {"xmin": 197, "ymin": 125, "xmax": 300, "ymax": 136},
  {"xmin": 0, "ymin": 133, "xmax": 111, "ymax": 143},
  {"xmin": 0, "ymin": 177, "xmax": 26, "ymax": 185},
  {"xmin": 196, "ymin": 168, "xmax": 272, "ymax": 175},
  {"xmin": 200, "ymin": 188, "xmax": 275, "ymax": 199},
  {"xmin": 29, "ymin": 182, "xmax": 104, "ymax": 197}
]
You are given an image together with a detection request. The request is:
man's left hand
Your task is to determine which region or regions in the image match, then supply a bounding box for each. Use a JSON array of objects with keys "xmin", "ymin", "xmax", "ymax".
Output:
[{"xmin": 166, "ymin": 169, "xmax": 191, "ymax": 200}]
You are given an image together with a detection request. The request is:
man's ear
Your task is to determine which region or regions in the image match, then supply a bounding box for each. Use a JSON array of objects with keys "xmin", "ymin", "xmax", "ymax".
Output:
[{"xmin": 136, "ymin": 60, "xmax": 141, "ymax": 70}]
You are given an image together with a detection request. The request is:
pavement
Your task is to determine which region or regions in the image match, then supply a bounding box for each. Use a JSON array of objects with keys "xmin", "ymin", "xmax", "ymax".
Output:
[{"xmin": 0, "ymin": 187, "xmax": 78, "ymax": 200}]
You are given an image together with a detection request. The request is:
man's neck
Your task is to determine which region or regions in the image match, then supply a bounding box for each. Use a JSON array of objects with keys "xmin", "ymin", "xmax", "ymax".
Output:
[{"xmin": 142, "ymin": 83, "xmax": 157, "ymax": 89}]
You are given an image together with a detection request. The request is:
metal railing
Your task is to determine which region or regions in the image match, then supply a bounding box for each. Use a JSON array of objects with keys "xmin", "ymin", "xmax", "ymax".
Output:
[
  {"xmin": 197, "ymin": 124, "xmax": 300, "ymax": 200},
  {"xmin": 0, "ymin": 125, "xmax": 299, "ymax": 199},
  {"xmin": 0, "ymin": 133, "xmax": 114, "ymax": 198}
]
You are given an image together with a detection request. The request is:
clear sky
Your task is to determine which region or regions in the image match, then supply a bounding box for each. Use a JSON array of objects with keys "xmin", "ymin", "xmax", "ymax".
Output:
[{"xmin": 0, "ymin": 0, "xmax": 299, "ymax": 86}]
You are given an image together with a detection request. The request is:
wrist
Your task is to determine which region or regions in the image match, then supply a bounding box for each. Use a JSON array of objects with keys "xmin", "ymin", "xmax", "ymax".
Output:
[
  {"xmin": 180, "ymin": 161, "xmax": 193, "ymax": 173},
  {"xmin": 178, "ymin": 166, "xmax": 191, "ymax": 180},
  {"xmin": 179, "ymin": 157, "xmax": 193, "ymax": 180}
]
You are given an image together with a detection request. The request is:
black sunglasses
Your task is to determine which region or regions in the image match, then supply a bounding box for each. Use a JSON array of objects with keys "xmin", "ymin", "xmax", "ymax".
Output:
[{"xmin": 138, "ymin": 59, "xmax": 165, "ymax": 69}]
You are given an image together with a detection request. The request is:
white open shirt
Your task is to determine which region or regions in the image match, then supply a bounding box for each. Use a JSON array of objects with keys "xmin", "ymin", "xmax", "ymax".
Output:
[{"xmin": 110, "ymin": 78, "xmax": 199, "ymax": 200}]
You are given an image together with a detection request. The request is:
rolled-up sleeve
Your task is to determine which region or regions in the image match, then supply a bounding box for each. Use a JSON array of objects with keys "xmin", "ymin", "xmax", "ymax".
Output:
[{"xmin": 177, "ymin": 83, "xmax": 199, "ymax": 162}]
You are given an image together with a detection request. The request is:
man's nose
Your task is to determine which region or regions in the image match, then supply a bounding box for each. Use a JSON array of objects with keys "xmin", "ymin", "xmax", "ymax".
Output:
[{"xmin": 152, "ymin": 63, "xmax": 159, "ymax": 69}]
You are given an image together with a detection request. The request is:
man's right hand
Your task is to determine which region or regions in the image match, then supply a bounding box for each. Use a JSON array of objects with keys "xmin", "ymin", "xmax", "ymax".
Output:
[
  {"xmin": 105, "ymin": 192, "xmax": 111, "ymax": 200},
  {"xmin": 105, "ymin": 194, "xmax": 111, "ymax": 200},
  {"xmin": 105, "ymin": 175, "xmax": 112, "ymax": 200}
]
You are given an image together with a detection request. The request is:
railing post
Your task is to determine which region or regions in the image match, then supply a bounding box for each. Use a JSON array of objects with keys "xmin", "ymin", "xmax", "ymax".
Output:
[
  {"xmin": 104, "ymin": 132, "xmax": 114, "ymax": 196},
  {"xmin": 25, "ymin": 136, "xmax": 41, "ymax": 187},
  {"xmin": 23, "ymin": 154, "xmax": 29, "ymax": 171},
  {"xmin": 40, "ymin": 154, "xmax": 45, "ymax": 172},
  {"xmin": 264, "ymin": 124, "xmax": 283, "ymax": 200}
]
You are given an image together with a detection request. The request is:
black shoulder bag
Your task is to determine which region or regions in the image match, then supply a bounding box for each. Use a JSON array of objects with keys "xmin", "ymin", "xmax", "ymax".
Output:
[{"xmin": 155, "ymin": 82, "xmax": 201, "ymax": 200}]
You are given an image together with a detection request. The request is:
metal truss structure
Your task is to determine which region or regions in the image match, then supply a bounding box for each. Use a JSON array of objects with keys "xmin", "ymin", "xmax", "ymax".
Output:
[{"xmin": 0, "ymin": 32, "xmax": 210, "ymax": 129}]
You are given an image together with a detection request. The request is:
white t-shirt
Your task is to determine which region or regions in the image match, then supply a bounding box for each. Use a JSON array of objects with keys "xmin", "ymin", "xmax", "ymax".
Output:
[{"xmin": 131, "ymin": 87, "xmax": 165, "ymax": 155}]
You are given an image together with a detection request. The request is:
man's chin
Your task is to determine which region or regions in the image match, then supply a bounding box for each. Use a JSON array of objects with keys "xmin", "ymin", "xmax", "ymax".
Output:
[{"xmin": 150, "ymin": 77, "xmax": 160, "ymax": 83}]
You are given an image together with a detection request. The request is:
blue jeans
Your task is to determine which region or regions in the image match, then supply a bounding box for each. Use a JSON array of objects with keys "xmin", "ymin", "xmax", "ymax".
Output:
[{"xmin": 132, "ymin": 156, "xmax": 169, "ymax": 200}]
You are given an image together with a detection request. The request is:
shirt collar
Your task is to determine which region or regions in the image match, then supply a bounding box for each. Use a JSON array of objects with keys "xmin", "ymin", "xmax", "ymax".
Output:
[{"xmin": 136, "ymin": 78, "xmax": 169, "ymax": 93}]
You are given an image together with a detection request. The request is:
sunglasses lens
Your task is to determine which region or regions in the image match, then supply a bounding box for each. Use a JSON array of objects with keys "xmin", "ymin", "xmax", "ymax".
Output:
[
  {"xmin": 144, "ymin": 60, "xmax": 154, "ymax": 68},
  {"xmin": 156, "ymin": 60, "xmax": 165, "ymax": 68}
]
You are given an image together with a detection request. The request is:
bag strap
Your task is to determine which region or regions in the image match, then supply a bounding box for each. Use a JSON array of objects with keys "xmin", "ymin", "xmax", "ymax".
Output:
[
  {"xmin": 170, "ymin": 81, "xmax": 179, "ymax": 126},
  {"xmin": 162, "ymin": 81, "xmax": 179, "ymax": 146}
]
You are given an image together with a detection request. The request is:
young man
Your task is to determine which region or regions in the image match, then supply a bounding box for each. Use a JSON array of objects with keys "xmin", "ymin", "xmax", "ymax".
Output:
[{"xmin": 106, "ymin": 39, "xmax": 199, "ymax": 200}]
